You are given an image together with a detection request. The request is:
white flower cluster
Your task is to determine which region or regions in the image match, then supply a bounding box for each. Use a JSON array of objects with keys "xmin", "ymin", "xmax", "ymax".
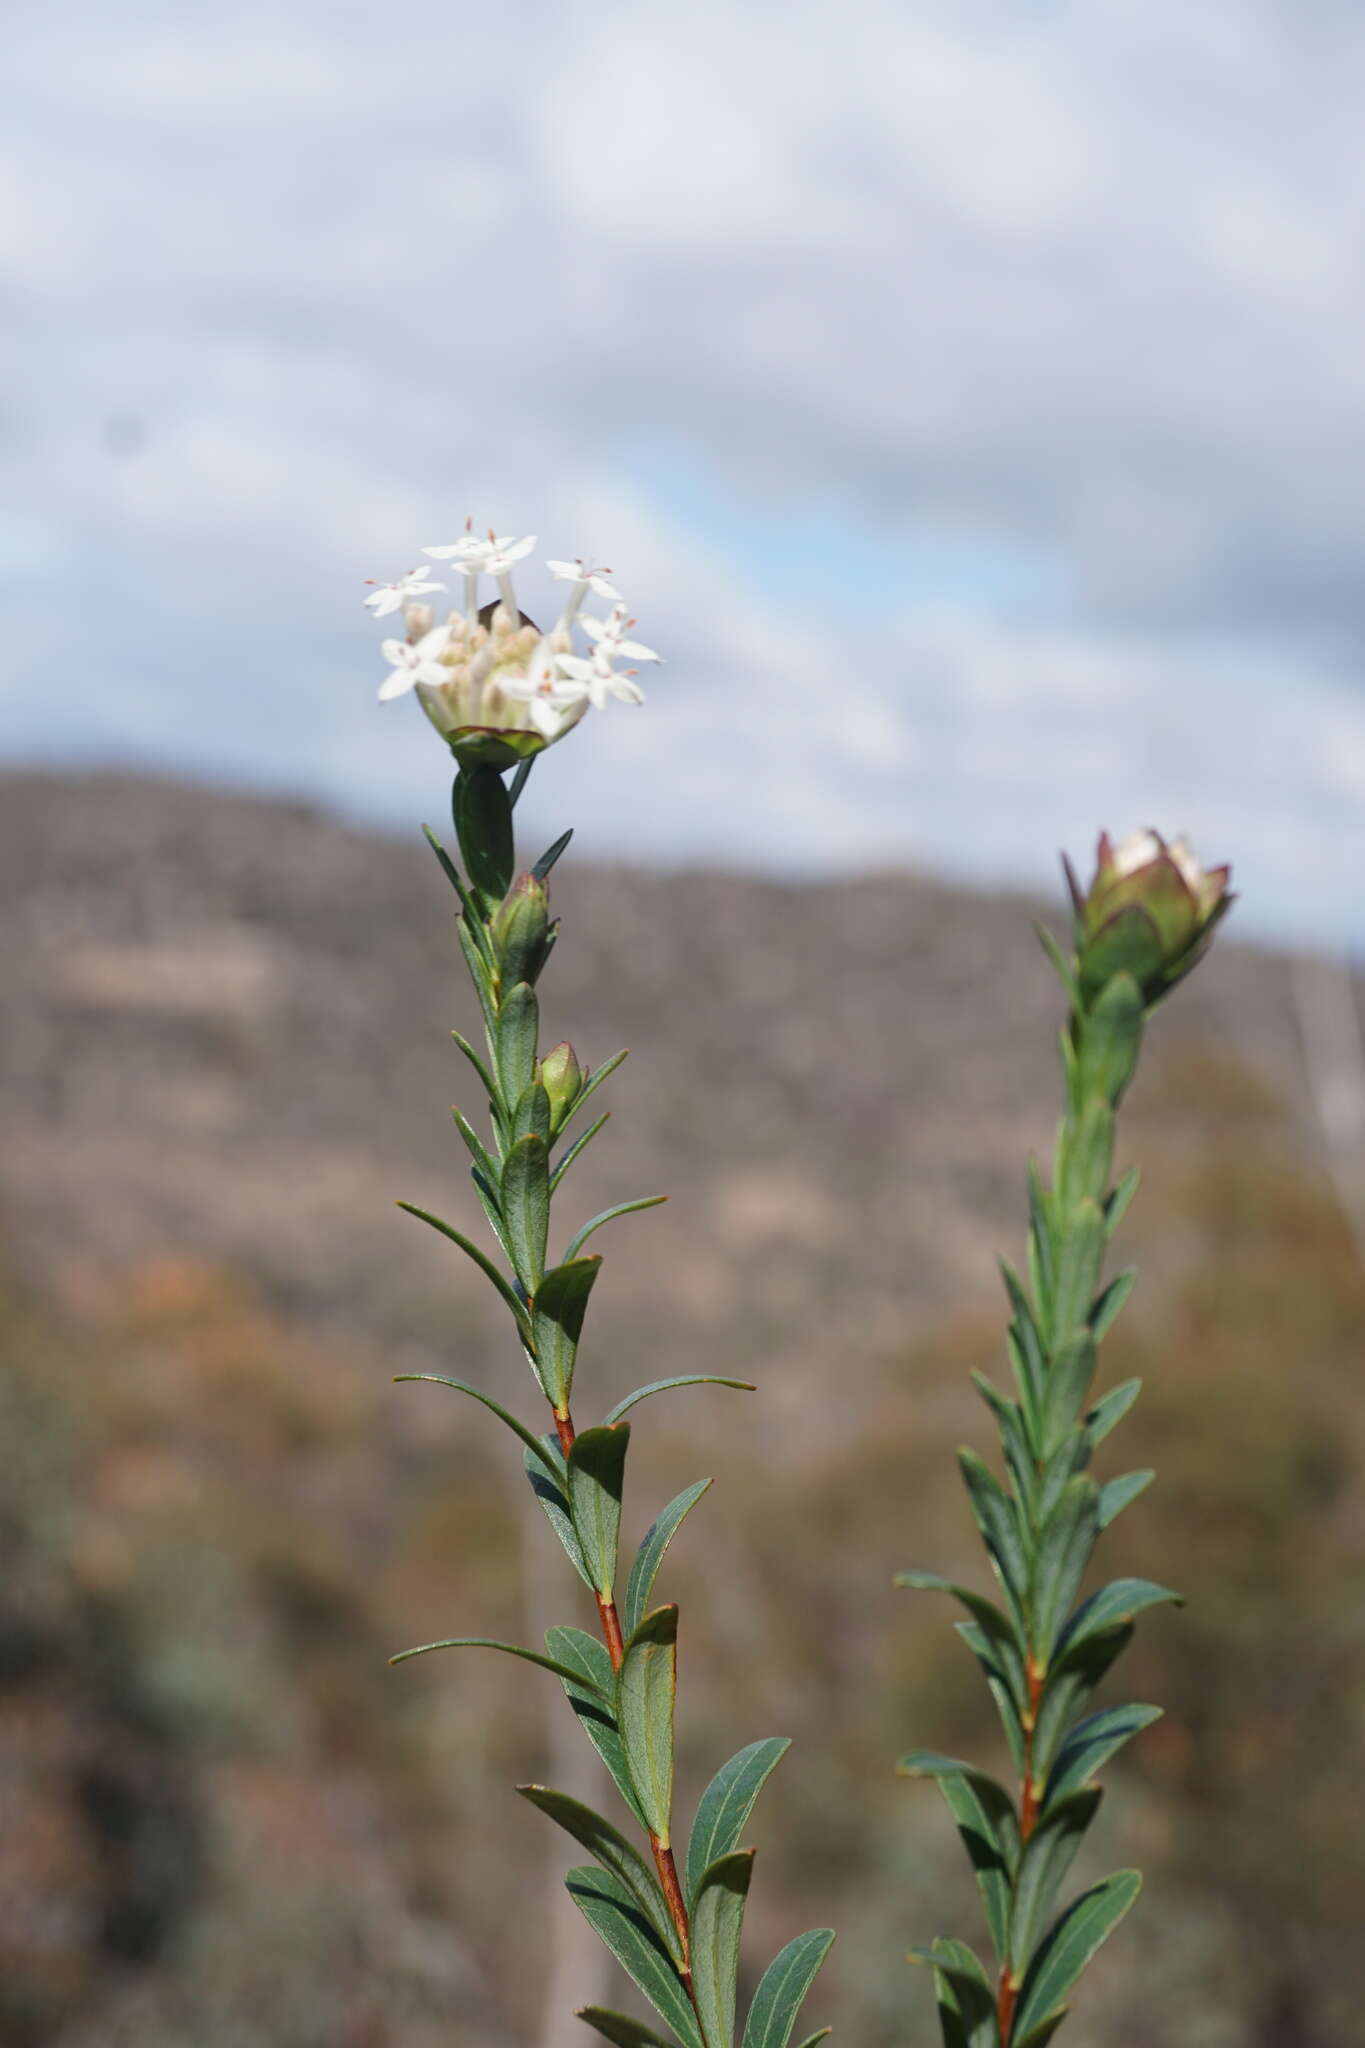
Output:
[{"xmin": 363, "ymin": 524, "xmax": 659, "ymax": 756}]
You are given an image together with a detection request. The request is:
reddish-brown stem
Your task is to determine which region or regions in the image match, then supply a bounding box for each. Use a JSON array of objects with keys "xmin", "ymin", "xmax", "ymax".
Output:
[
  {"xmin": 997, "ymin": 1653, "xmax": 1047, "ymax": 2043},
  {"xmin": 596, "ymin": 1591, "xmax": 626, "ymax": 1673},
  {"xmin": 554, "ymin": 1408, "xmax": 576, "ymax": 1459},
  {"xmin": 652, "ymin": 1838, "xmax": 692, "ymax": 1977}
]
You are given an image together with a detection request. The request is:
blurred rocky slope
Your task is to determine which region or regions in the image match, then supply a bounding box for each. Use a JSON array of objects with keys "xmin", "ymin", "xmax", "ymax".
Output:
[{"xmin": 0, "ymin": 772, "xmax": 1361, "ymax": 2048}]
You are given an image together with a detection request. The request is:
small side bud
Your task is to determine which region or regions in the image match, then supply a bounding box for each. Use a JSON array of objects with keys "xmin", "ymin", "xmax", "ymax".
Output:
[
  {"xmin": 538, "ymin": 1041, "xmax": 582, "ymax": 1134},
  {"xmin": 1072, "ymin": 829, "xmax": 1233, "ymax": 1004},
  {"xmin": 490, "ymin": 873, "xmax": 551, "ymax": 991}
]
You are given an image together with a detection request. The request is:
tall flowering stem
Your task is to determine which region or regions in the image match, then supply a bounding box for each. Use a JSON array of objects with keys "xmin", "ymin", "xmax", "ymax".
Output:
[
  {"xmin": 368, "ymin": 529, "xmax": 834, "ymax": 2048},
  {"xmin": 898, "ymin": 831, "xmax": 1233, "ymax": 2048}
]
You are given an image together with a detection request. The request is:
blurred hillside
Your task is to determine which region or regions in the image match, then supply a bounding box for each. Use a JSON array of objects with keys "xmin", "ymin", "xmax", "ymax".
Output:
[{"xmin": 0, "ymin": 771, "xmax": 1362, "ymax": 2048}]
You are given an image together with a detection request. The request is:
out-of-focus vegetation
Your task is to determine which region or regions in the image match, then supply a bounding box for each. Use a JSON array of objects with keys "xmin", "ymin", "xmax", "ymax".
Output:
[{"xmin": 1, "ymin": 776, "xmax": 1362, "ymax": 2046}]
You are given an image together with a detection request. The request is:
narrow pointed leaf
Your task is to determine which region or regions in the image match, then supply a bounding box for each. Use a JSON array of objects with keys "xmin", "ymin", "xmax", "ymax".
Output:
[
  {"xmin": 395, "ymin": 1201, "xmax": 530, "ymax": 1333},
  {"xmin": 896, "ymin": 1573, "xmax": 1027, "ymax": 1710},
  {"xmin": 421, "ymin": 822, "xmax": 486, "ymax": 935},
  {"xmin": 605, "ymin": 1377, "xmax": 755, "ymax": 1427},
  {"xmin": 388, "ymin": 1636, "xmax": 605, "ymax": 1691},
  {"xmin": 1031, "ymin": 1623, "xmax": 1133, "ymax": 1778},
  {"xmin": 741, "ymin": 1929, "xmax": 835, "ymax": 2048},
  {"xmin": 1011, "ymin": 1871, "xmax": 1141, "ymax": 2040},
  {"xmin": 1013, "ymin": 2013, "xmax": 1068, "ymax": 2048},
  {"xmin": 1007, "ymin": 1788, "xmax": 1101, "ymax": 1973},
  {"xmin": 692, "ymin": 1849, "xmax": 753, "ymax": 2048},
  {"xmin": 956, "ymin": 1452, "xmax": 1030, "ymax": 1635},
  {"xmin": 511, "ymin": 1079, "xmax": 553, "ymax": 1146},
  {"xmin": 1047, "ymin": 1703, "xmax": 1162, "ymax": 1802},
  {"xmin": 1088, "ymin": 1267, "xmax": 1136, "ymax": 1344},
  {"xmin": 1057, "ymin": 1578, "xmax": 1182, "ymax": 1655},
  {"xmin": 1084, "ymin": 1377, "xmax": 1141, "ymax": 1449},
  {"xmin": 1076, "ymin": 971, "xmax": 1144, "ymax": 1105},
  {"xmin": 619, "ymin": 1605, "xmax": 678, "ymax": 1840},
  {"xmin": 452, "ymin": 1106, "xmax": 500, "ymax": 1185},
  {"xmin": 625, "ymin": 1480, "xmax": 712, "ymax": 1639},
  {"xmin": 1030, "ymin": 1476, "xmax": 1099, "ymax": 1657},
  {"xmin": 450, "ymin": 1027, "xmax": 498, "ymax": 1101},
  {"xmin": 495, "ymin": 980, "xmax": 540, "ymax": 1106},
  {"xmin": 792, "ymin": 2033, "xmax": 831, "ymax": 2048},
  {"xmin": 686, "ymin": 1738, "xmax": 791, "ymax": 1907},
  {"xmin": 547, "ymin": 1625, "xmax": 651, "ymax": 1831},
  {"xmin": 526, "ymin": 1439, "xmax": 594, "ymax": 1589},
  {"xmin": 1096, "ymin": 1469, "xmax": 1154, "ymax": 1529},
  {"xmin": 564, "ymin": 1195, "xmax": 669, "ymax": 1263},
  {"xmin": 532, "ymin": 1255, "xmax": 603, "ymax": 1410},
  {"xmin": 568, "ymin": 1423, "xmax": 631, "ymax": 1597},
  {"xmin": 552, "ymin": 1111, "xmax": 611, "ymax": 1192},
  {"xmin": 566, "ymin": 1866, "xmax": 702, "ymax": 2048},
  {"xmin": 1049, "ymin": 1197, "xmax": 1105, "ymax": 1343},
  {"xmin": 577, "ymin": 2009, "xmax": 676, "ymax": 2048},
  {"xmin": 1041, "ymin": 1332, "xmax": 1097, "ymax": 1453},
  {"xmin": 1103, "ymin": 1166, "xmax": 1140, "ymax": 1236},
  {"xmin": 916, "ymin": 1937, "xmax": 998, "ymax": 2048},
  {"xmin": 532, "ymin": 826, "xmax": 574, "ymax": 880},
  {"xmin": 393, "ymin": 1374, "xmax": 557, "ymax": 1475},
  {"xmin": 519, "ymin": 1785, "xmax": 679, "ymax": 1960},
  {"xmin": 930, "ymin": 1770, "xmax": 1018, "ymax": 1961},
  {"xmin": 502, "ymin": 1133, "xmax": 550, "ymax": 1292}
]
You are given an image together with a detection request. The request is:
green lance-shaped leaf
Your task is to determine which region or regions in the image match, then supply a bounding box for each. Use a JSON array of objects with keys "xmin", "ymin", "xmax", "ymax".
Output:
[
  {"xmin": 1056, "ymin": 1577, "xmax": 1183, "ymax": 1657},
  {"xmin": 1046, "ymin": 1703, "xmax": 1162, "ymax": 1803},
  {"xmin": 1075, "ymin": 970, "xmax": 1144, "ymax": 1107},
  {"xmin": 532, "ymin": 1256, "xmax": 604, "ymax": 1411},
  {"xmin": 1006, "ymin": 1787, "xmax": 1101, "ymax": 1977},
  {"xmin": 1030, "ymin": 1623, "xmax": 1134, "ymax": 1781},
  {"xmin": 564, "ymin": 1195, "xmax": 670, "ymax": 1263},
  {"xmin": 388, "ymin": 1636, "xmax": 607, "ymax": 1691},
  {"xmin": 1040, "ymin": 1332, "xmax": 1098, "ymax": 1456},
  {"xmin": 686, "ymin": 1737, "xmax": 792, "ymax": 1908},
  {"xmin": 502, "ymin": 1133, "xmax": 550, "ymax": 1293},
  {"xmin": 547, "ymin": 1625, "xmax": 651, "ymax": 1831},
  {"xmin": 999, "ymin": 1261, "xmax": 1046, "ymax": 1430},
  {"xmin": 511, "ymin": 1079, "xmax": 553, "ymax": 1146},
  {"xmin": 625, "ymin": 1480, "xmax": 713, "ymax": 1640},
  {"xmin": 619, "ymin": 1605, "xmax": 678, "ymax": 1842},
  {"xmin": 532, "ymin": 825, "xmax": 574, "ymax": 881},
  {"xmin": 496, "ymin": 981, "xmax": 541, "ymax": 1106},
  {"xmin": 552, "ymin": 1110, "xmax": 611, "ymax": 1192},
  {"xmin": 895, "ymin": 1572, "xmax": 1028, "ymax": 1720},
  {"xmin": 1096, "ymin": 1469, "xmax": 1154, "ymax": 1529},
  {"xmin": 454, "ymin": 764, "xmax": 515, "ymax": 907},
  {"xmin": 907, "ymin": 1937, "xmax": 997, "ymax": 2048},
  {"xmin": 451, "ymin": 1025, "xmax": 499, "ymax": 1103},
  {"xmin": 1012, "ymin": 2014, "xmax": 1067, "ymax": 2048},
  {"xmin": 393, "ymin": 1374, "xmax": 558, "ymax": 1476},
  {"xmin": 519, "ymin": 1785, "xmax": 680, "ymax": 1962},
  {"xmin": 741, "ymin": 1928, "xmax": 836, "ymax": 2048},
  {"xmin": 452, "ymin": 1105, "xmax": 500, "ymax": 1187},
  {"xmin": 692, "ymin": 1849, "xmax": 754, "ymax": 2048},
  {"xmin": 791, "ymin": 2032, "xmax": 832, "ymax": 2048},
  {"xmin": 1047, "ymin": 1197, "xmax": 1106, "ymax": 1348},
  {"xmin": 957, "ymin": 1451, "xmax": 1031, "ymax": 1638},
  {"xmin": 957, "ymin": 1622, "xmax": 1028, "ymax": 1777},
  {"xmin": 1103, "ymin": 1163, "xmax": 1140, "ymax": 1236},
  {"xmin": 421, "ymin": 821, "xmax": 489, "ymax": 936},
  {"xmin": 605, "ymin": 1376, "xmax": 755, "ymax": 1427},
  {"xmin": 1056, "ymin": 1097, "xmax": 1114, "ymax": 1213},
  {"xmin": 577, "ymin": 2008, "xmax": 677, "ymax": 2048},
  {"xmin": 898, "ymin": 1755, "xmax": 1017, "ymax": 1961},
  {"xmin": 1084, "ymin": 1377, "xmax": 1141, "ymax": 1450},
  {"xmin": 526, "ymin": 1439, "xmax": 594, "ymax": 1589},
  {"xmin": 1010, "ymin": 1871, "xmax": 1141, "ymax": 2042},
  {"xmin": 1088, "ymin": 1268, "xmax": 1136, "ymax": 1345},
  {"xmin": 566, "ymin": 1865, "xmax": 703, "ymax": 2048},
  {"xmin": 394, "ymin": 1201, "xmax": 531, "ymax": 1337},
  {"xmin": 1029, "ymin": 1475, "xmax": 1100, "ymax": 1658},
  {"xmin": 568, "ymin": 1423, "xmax": 631, "ymax": 1599}
]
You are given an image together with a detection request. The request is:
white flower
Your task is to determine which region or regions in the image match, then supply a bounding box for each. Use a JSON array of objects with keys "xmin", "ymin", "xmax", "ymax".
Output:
[
  {"xmin": 378, "ymin": 625, "xmax": 453, "ymax": 701},
  {"xmin": 581, "ymin": 603, "xmax": 661, "ymax": 665},
  {"xmin": 554, "ymin": 651, "xmax": 647, "ymax": 712},
  {"xmin": 364, "ymin": 567, "xmax": 446, "ymax": 618},
  {"xmin": 547, "ymin": 558, "xmax": 622, "ymax": 604},
  {"xmin": 422, "ymin": 530, "xmax": 536, "ymax": 575},
  {"xmin": 499, "ymin": 635, "xmax": 594, "ymax": 736}
]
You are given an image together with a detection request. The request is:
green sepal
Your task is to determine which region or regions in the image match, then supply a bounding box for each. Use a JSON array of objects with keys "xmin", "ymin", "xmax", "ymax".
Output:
[
  {"xmin": 899, "ymin": 1758, "xmax": 1017, "ymax": 1961},
  {"xmin": 496, "ymin": 981, "xmax": 540, "ymax": 1105},
  {"xmin": 546, "ymin": 1625, "xmax": 651, "ymax": 1831},
  {"xmin": 551, "ymin": 1110, "xmax": 610, "ymax": 1192},
  {"xmin": 1030, "ymin": 1624, "xmax": 1133, "ymax": 1779},
  {"xmin": 1007, "ymin": 1787, "xmax": 1101, "ymax": 1975},
  {"xmin": 686, "ymin": 1737, "xmax": 791, "ymax": 1908},
  {"xmin": 1096, "ymin": 1469, "xmax": 1154, "ymax": 1529},
  {"xmin": 1030, "ymin": 1475, "xmax": 1100, "ymax": 1658},
  {"xmin": 741, "ymin": 1929, "xmax": 836, "ymax": 2048},
  {"xmin": 392, "ymin": 1373, "xmax": 558, "ymax": 1475},
  {"xmin": 519, "ymin": 1784, "xmax": 679, "ymax": 1961},
  {"xmin": 532, "ymin": 1256, "xmax": 603, "ymax": 1410},
  {"xmin": 1084, "ymin": 1378, "xmax": 1141, "ymax": 1449},
  {"xmin": 568, "ymin": 1423, "xmax": 631, "ymax": 1598},
  {"xmin": 577, "ymin": 2008, "xmax": 676, "ymax": 2048},
  {"xmin": 565, "ymin": 1865, "xmax": 703, "ymax": 2048},
  {"xmin": 388, "ymin": 1635, "xmax": 605, "ymax": 1690},
  {"xmin": 1048, "ymin": 1198, "xmax": 1105, "ymax": 1347},
  {"xmin": 625, "ymin": 1480, "xmax": 713, "ymax": 1640},
  {"xmin": 454, "ymin": 765, "xmax": 515, "ymax": 908},
  {"xmin": 511, "ymin": 1079, "xmax": 553, "ymax": 1146},
  {"xmin": 692, "ymin": 1849, "xmax": 754, "ymax": 2048},
  {"xmin": 564, "ymin": 1195, "xmax": 669, "ymax": 1263},
  {"xmin": 619, "ymin": 1605, "xmax": 678, "ymax": 1841},
  {"xmin": 1088, "ymin": 1268, "xmax": 1136, "ymax": 1344},
  {"xmin": 605, "ymin": 1375, "xmax": 755, "ymax": 1427},
  {"xmin": 1041, "ymin": 1332, "xmax": 1098, "ymax": 1455},
  {"xmin": 502, "ymin": 1133, "xmax": 550, "ymax": 1292},
  {"xmin": 394, "ymin": 1201, "xmax": 530, "ymax": 1336},
  {"xmin": 1075, "ymin": 969, "xmax": 1144, "ymax": 1105},
  {"xmin": 1046, "ymin": 1703, "xmax": 1162, "ymax": 1803},
  {"xmin": 957, "ymin": 1451, "xmax": 1031, "ymax": 1639},
  {"xmin": 525, "ymin": 1437, "xmax": 594, "ymax": 1590},
  {"xmin": 1011, "ymin": 1871, "xmax": 1141, "ymax": 2041}
]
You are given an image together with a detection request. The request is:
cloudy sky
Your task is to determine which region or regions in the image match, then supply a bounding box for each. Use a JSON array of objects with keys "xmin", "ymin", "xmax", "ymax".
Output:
[{"xmin": 4, "ymin": 0, "xmax": 1365, "ymax": 946}]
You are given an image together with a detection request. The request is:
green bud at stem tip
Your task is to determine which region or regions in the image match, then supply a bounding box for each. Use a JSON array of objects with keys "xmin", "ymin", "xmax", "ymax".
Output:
[{"xmin": 1065, "ymin": 828, "xmax": 1233, "ymax": 1006}]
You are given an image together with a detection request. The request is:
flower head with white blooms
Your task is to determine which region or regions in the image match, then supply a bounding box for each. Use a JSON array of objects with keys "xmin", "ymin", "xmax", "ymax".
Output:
[{"xmin": 362, "ymin": 519, "xmax": 659, "ymax": 770}]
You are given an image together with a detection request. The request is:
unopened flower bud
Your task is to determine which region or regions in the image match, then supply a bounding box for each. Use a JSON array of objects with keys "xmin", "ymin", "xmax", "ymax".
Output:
[
  {"xmin": 1069, "ymin": 829, "xmax": 1233, "ymax": 1004},
  {"xmin": 538, "ymin": 1041, "xmax": 582, "ymax": 1133},
  {"xmin": 490, "ymin": 873, "xmax": 551, "ymax": 991}
]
